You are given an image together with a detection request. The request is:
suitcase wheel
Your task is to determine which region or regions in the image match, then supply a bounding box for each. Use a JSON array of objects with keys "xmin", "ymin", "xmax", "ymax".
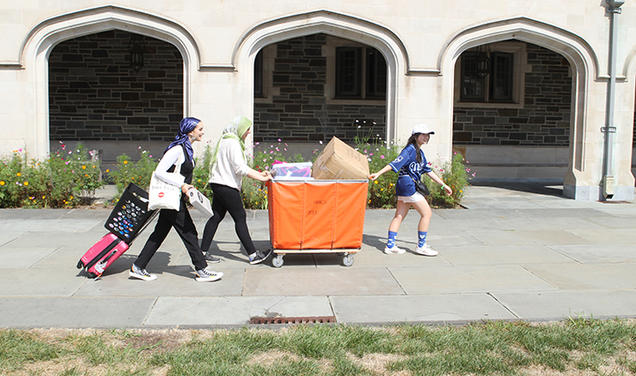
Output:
[
  {"xmin": 86, "ymin": 271, "xmax": 98, "ymax": 279},
  {"xmin": 76, "ymin": 260, "xmax": 84, "ymax": 269}
]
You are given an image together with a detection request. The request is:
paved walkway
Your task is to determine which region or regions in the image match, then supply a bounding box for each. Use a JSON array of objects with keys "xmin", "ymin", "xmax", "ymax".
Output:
[{"xmin": 0, "ymin": 184, "xmax": 635, "ymax": 328}]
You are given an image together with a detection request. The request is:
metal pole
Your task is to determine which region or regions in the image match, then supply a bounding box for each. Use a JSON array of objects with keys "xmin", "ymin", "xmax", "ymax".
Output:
[{"xmin": 601, "ymin": 0, "xmax": 624, "ymax": 199}]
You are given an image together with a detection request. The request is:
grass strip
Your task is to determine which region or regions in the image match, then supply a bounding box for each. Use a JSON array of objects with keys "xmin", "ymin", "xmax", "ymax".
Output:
[{"xmin": 1, "ymin": 318, "xmax": 634, "ymax": 375}]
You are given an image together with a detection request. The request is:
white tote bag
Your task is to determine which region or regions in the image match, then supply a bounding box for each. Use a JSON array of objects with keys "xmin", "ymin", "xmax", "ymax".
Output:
[{"xmin": 148, "ymin": 162, "xmax": 184, "ymax": 211}]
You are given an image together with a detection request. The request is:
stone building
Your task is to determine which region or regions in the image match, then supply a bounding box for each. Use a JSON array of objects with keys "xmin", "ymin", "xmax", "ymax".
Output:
[{"xmin": 0, "ymin": 1, "xmax": 635, "ymax": 200}]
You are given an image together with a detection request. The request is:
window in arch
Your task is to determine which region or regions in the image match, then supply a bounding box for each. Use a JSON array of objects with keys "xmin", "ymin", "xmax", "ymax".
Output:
[
  {"xmin": 335, "ymin": 46, "xmax": 386, "ymax": 99},
  {"xmin": 455, "ymin": 42, "xmax": 527, "ymax": 107}
]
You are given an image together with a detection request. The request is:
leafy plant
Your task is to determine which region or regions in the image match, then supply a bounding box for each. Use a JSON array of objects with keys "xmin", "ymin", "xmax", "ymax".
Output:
[
  {"xmin": 0, "ymin": 144, "xmax": 103, "ymax": 208},
  {"xmin": 107, "ymin": 148, "xmax": 157, "ymax": 195},
  {"xmin": 424, "ymin": 152, "xmax": 471, "ymax": 208}
]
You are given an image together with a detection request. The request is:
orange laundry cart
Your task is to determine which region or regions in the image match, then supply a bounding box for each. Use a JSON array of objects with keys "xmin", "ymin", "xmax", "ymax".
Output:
[{"xmin": 267, "ymin": 179, "xmax": 368, "ymax": 267}]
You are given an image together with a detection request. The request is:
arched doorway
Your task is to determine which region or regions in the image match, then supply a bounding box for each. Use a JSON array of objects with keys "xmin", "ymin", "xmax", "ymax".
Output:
[
  {"xmin": 438, "ymin": 17, "xmax": 598, "ymax": 200},
  {"xmin": 252, "ymin": 33, "xmax": 387, "ymax": 158},
  {"xmin": 20, "ymin": 6, "xmax": 200, "ymax": 160},
  {"xmin": 48, "ymin": 30, "xmax": 184, "ymax": 169},
  {"xmin": 452, "ymin": 40, "xmax": 572, "ymax": 183},
  {"xmin": 233, "ymin": 10, "xmax": 407, "ymax": 153}
]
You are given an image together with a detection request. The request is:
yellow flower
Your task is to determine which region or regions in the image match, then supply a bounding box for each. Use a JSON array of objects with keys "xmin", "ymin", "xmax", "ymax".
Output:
[
  {"xmin": 23, "ymin": 181, "xmax": 28, "ymax": 186},
  {"xmin": 92, "ymin": 165, "xmax": 96, "ymax": 168},
  {"xmin": 84, "ymin": 174, "xmax": 89, "ymax": 177},
  {"xmin": 16, "ymin": 172, "xmax": 21, "ymax": 177},
  {"xmin": 105, "ymin": 169, "xmax": 110, "ymax": 173},
  {"xmin": 82, "ymin": 165, "xmax": 86, "ymax": 170},
  {"xmin": 0, "ymin": 181, "xmax": 5, "ymax": 186},
  {"xmin": 42, "ymin": 195, "xmax": 46, "ymax": 199},
  {"xmin": 374, "ymin": 180, "xmax": 378, "ymax": 184},
  {"xmin": 123, "ymin": 160, "xmax": 128, "ymax": 165},
  {"xmin": 70, "ymin": 195, "xmax": 74, "ymax": 200}
]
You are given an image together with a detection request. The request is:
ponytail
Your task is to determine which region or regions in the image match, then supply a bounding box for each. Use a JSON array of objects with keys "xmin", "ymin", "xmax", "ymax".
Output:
[{"xmin": 406, "ymin": 134, "xmax": 422, "ymax": 163}]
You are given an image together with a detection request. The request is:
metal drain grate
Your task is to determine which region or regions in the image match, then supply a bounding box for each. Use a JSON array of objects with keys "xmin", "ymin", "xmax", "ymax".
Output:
[{"xmin": 250, "ymin": 315, "xmax": 336, "ymax": 324}]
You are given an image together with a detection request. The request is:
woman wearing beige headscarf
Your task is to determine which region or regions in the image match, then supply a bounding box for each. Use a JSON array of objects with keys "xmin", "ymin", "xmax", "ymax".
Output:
[{"xmin": 200, "ymin": 116, "xmax": 273, "ymax": 265}]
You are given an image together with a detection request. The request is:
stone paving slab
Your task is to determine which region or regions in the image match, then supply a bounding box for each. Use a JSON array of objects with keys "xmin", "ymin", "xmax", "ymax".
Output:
[
  {"xmin": 389, "ymin": 265, "xmax": 557, "ymax": 294},
  {"xmin": 73, "ymin": 264, "xmax": 244, "ymax": 297},
  {"xmin": 492, "ymin": 290, "xmax": 636, "ymax": 320},
  {"xmin": 439, "ymin": 245, "xmax": 576, "ymax": 265},
  {"xmin": 0, "ymin": 269, "xmax": 87, "ymax": 296},
  {"xmin": 567, "ymin": 228, "xmax": 636, "ymax": 244},
  {"xmin": 522, "ymin": 263, "xmax": 636, "ymax": 290},
  {"xmin": 548, "ymin": 244, "xmax": 636, "ymax": 264},
  {"xmin": 330, "ymin": 294, "xmax": 517, "ymax": 323},
  {"xmin": 242, "ymin": 267, "xmax": 405, "ymax": 296},
  {"xmin": 467, "ymin": 229, "xmax": 587, "ymax": 246},
  {"xmin": 145, "ymin": 296, "xmax": 333, "ymax": 327},
  {"xmin": 0, "ymin": 246, "xmax": 59, "ymax": 268},
  {"xmin": 0, "ymin": 297, "xmax": 155, "ymax": 328}
]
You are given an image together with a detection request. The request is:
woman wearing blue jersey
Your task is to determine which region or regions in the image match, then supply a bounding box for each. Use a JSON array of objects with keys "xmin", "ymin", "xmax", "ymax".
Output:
[{"xmin": 369, "ymin": 124, "xmax": 452, "ymax": 256}]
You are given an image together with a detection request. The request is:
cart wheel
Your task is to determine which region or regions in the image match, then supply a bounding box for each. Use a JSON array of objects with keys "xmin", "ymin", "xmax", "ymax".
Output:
[
  {"xmin": 272, "ymin": 254, "xmax": 284, "ymax": 268},
  {"xmin": 342, "ymin": 253, "xmax": 354, "ymax": 267}
]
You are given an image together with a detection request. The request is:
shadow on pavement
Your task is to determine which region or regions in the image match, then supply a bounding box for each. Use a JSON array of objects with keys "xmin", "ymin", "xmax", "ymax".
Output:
[{"xmin": 470, "ymin": 181, "xmax": 564, "ymax": 197}]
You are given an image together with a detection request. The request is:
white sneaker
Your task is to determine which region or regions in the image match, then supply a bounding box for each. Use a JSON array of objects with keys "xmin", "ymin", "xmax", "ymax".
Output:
[
  {"xmin": 415, "ymin": 244, "xmax": 438, "ymax": 257},
  {"xmin": 129, "ymin": 264, "xmax": 157, "ymax": 281},
  {"xmin": 195, "ymin": 268, "xmax": 223, "ymax": 282},
  {"xmin": 384, "ymin": 246, "xmax": 405, "ymax": 254}
]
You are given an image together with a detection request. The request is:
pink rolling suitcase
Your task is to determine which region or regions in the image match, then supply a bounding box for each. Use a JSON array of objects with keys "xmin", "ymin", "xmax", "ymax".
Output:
[{"xmin": 77, "ymin": 233, "xmax": 129, "ymax": 278}]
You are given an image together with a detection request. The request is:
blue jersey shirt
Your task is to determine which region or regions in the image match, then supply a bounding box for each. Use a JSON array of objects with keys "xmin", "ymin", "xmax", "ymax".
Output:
[{"xmin": 388, "ymin": 144, "xmax": 432, "ymax": 196}]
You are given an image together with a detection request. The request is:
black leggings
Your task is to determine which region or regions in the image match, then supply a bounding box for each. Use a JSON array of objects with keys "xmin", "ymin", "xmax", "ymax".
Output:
[
  {"xmin": 201, "ymin": 183, "xmax": 257, "ymax": 256},
  {"xmin": 134, "ymin": 199, "xmax": 207, "ymax": 270}
]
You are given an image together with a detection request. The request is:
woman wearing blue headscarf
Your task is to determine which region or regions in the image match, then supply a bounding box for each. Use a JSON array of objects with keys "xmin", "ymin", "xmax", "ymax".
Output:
[{"xmin": 130, "ymin": 117, "xmax": 223, "ymax": 282}]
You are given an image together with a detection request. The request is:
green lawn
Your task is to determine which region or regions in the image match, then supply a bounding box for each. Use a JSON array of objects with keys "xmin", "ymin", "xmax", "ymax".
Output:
[{"xmin": 1, "ymin": 319, "xmax": 635, "ymax": 375}]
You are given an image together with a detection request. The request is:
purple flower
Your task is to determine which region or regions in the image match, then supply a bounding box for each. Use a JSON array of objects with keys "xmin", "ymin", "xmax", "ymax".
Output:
[
  {"xmin": 277, "ymin": 138, "xmax": 281, "ymax": 142},
  {"xmin": 380, "ymin": 155, "xmax": 385, "ymax": 159}
]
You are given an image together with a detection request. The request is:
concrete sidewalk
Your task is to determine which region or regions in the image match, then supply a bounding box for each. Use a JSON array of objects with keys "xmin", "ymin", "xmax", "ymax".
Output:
[{"xmin": 0, "ymin": 184, "xmax": 635, "ymax": 328}]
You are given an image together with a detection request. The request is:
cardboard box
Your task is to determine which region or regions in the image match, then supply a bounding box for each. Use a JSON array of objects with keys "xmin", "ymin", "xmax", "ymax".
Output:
[{"xmin": 311, "ymin": 137, "xmax": 370, "ymax": 179}]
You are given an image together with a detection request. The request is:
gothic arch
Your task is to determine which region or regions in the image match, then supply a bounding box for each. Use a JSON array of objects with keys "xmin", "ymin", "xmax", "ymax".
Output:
[
  {"xmin": 232, "ymin": 10, "xmax": 410, "ymax": 143},
  {"xmin": 438, "ymin": 17, "xmax": 599, "ymax": 198},
  {"xmin": 20, "ymin": 5, "xmax": 200, "ymax": 158}
]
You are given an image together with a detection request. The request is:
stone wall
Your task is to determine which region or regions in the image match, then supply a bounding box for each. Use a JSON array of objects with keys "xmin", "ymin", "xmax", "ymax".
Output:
[
  {"xmin": 49, "ymin": 30, "xmax": 183, "ymax": 142},
  {"xmin": 253, "ymin": 34, "xmax": 387, "ymax": 143},
  {"xmin": 453, "ymin": 43, "xmax": 572, "ymax": 146}
]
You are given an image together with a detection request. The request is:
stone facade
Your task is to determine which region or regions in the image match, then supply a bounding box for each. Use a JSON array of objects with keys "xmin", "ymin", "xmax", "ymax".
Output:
[
  {"xmin": 48, "ymin": 30, "xmax": 183, "ymax": 142},
  {"xmin": 254, "ymin": 34, "xmax": 386, "ymax": 144},
  {"xmin": 453, "ymin": 43, "xmax": 572, "ymax": 146}
]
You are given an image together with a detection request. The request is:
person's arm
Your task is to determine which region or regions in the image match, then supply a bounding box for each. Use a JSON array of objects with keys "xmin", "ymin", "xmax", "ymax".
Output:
[
  {"xmin": 426, "ymin": 171, "xmax": 452, "ymax": 196},
  {"xmin": 247, "ymin": 168, "xmax": 272, "ymax": 182},
  {"xmin": 154, "ymin": 147, "xmax": 191, "ymax": 193},
  {"xmin": 369, "ymin": 164, "xmax": 392, "ymax": 180},
  {"xmin": 369, "ymin": 146, "xmax": 412, "ymax": 180}
]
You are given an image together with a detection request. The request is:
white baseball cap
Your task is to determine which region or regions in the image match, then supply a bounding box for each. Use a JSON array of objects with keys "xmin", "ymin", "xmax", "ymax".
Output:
[{"xmin": 412, "ymin": 123, "xmax": 435, "ymax": 135}]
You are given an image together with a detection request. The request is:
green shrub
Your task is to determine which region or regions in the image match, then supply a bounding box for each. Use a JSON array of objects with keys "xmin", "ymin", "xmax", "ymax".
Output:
[
  {"xmin": 358, "ymin": 141, "xmax": 400, "ymax": 208},
  {"xmin": 193, "ymin": 145, "xmax": 213, "ymax": 198},
  {"xmin": 0, "ymin": 144, "xmax": 103, "ymax": 208},
  {"xmin": 424, "ymin": 152, "xmax": 471, "ymax": 208},
  {"xmin": 107, "ymin": 148, "xmax": 157, "ymax": 195}
]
